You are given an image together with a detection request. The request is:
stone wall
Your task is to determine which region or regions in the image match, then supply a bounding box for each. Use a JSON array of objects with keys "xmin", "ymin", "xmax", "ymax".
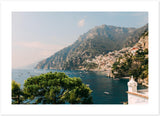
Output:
[{"xmin": 128, "ymin": 93, "xmax": 148, "ymax": 104}]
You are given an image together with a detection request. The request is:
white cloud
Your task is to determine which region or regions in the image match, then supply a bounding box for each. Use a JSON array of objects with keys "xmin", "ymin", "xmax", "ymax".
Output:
[{"xmin": 78, "ymin": 19, "xmax": 85, "ymax": 27}]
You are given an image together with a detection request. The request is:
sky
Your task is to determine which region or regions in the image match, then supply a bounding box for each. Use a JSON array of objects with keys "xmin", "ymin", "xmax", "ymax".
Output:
[{"xmin": 12, "ymin": 12, "xmax": 148, "ymax": 69}]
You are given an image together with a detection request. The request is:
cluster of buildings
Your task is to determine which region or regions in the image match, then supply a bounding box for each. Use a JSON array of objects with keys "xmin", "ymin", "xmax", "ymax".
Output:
[
  {"xmin": 83, "ymin": 45, "xmax": 142, "ymax": 78},
  {"xmin": 83, "ymin": 32, "xmax": 148, "ymax": 81},
  {"xmin": 85, "ymin": 46, "xmax": 139, "ymax": 71}
]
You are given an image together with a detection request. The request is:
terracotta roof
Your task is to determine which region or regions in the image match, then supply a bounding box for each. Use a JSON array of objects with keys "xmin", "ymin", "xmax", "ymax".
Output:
[
  {"xmin": 126, "ymin": 91, "xmax": 148, "ymax": 99},
  {"xmin": 131, "ymin": 48, "xmax": 139, "ymax": 51}
]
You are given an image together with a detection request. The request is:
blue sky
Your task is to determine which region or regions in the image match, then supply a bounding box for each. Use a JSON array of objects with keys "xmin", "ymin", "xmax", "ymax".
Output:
[{"xmin": 12, "ymin": 12, "xmax": 148, "ymax": 69}]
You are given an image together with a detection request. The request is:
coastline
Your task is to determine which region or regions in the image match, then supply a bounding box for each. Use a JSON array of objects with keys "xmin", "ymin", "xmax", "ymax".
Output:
[
  {"xmin": 80, "ymin": 68, "xmax": 148, "ymax": 87},
  {"xmin": 78, "ymin": 68, "xmax": 115, "ymax": 78}
]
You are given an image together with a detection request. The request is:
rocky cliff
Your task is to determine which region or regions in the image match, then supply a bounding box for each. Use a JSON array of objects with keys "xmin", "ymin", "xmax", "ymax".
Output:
[{"xmin": 35, "ymin": 24, "xmax": 148, "ymax": 70}]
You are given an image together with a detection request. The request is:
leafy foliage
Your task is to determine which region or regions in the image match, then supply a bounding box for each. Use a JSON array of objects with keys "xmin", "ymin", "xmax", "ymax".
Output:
[
  {"xmin": 83, "ymin": 62, "xmax": 98, "ymax": 70},
  {"xmin": 12, "ymin": 80, "xmax": 23, "ymax": 104},
  {"xmin": 112, "ymin": 48, "xmax": 148, "ymax": 80},
  {"xmin": 23, "ymin": 72, "xmax": 93, "ymax": 104}
]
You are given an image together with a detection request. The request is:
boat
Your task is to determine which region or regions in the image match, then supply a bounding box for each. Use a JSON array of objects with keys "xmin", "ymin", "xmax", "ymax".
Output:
[
  {"xmin": 121, "ymin": 77, "xmax": 130, "ymax": 79},
  {"xmin": 85, "ymin": 71, "xmax": 88, "ymax": 73},
  {"xmin": 113, "ymin": 78, "xmax": 120, "ymax": 80},
  {"xmin": 86, "ymin": 84, "xmax": 90, "ymax": 87},
  {"xmin": 104, "ymin": 92, "xmax": 110, "ymax": 94}
]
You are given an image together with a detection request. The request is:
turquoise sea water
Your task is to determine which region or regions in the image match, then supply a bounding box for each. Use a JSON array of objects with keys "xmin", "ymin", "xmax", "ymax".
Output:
[{"xmin": 12, "ymin": 69, "xmax": 145, "ymax": 104}]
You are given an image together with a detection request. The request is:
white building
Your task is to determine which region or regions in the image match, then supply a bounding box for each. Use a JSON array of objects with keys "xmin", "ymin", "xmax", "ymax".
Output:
[
  {"xmin": 130, "ymin": 47, "xmax": 139, "ymax": 55},
  {"xmin": 127, "ymin": 76, "xmax": 148, "ymax": 104}
]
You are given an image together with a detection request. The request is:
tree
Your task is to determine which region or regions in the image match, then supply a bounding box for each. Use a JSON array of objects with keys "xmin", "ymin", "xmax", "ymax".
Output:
[
  {"xmin": 23, "ymin": 72, "xmax": 93, "ymax": 104},
  {"xmin": 112, "ymin": 48, "xmax": 148, "ymax": 80},
  {"xmin": 12, "ymin": 80, "xmax": 23, "ymax": 104}
]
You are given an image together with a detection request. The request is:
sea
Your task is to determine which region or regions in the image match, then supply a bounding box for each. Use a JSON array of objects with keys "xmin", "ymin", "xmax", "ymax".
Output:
[{"xmin": 12, "ymin": 69, "xmax": 146, "ymax": 104}]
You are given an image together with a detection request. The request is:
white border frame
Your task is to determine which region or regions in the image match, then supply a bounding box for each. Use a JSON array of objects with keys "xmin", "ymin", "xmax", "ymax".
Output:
[{"xmin": 0, "ymin": 0, "xmax": 159, "ymax": 115}]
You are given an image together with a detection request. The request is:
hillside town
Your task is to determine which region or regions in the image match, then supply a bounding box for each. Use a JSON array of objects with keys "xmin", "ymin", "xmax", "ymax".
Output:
[
  {"xmin": 82, "ymin": 31, "xmax": 148, "ymax": 82},
  {"xmin": 85, "ymin": 47, "xmax": 131, "ymax": 71}
]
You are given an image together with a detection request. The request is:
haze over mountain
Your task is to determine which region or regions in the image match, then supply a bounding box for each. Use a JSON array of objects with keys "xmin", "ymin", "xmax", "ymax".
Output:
[{"xmin": 35, "ymin": 24, "xmax": 148, "ymax": 70}]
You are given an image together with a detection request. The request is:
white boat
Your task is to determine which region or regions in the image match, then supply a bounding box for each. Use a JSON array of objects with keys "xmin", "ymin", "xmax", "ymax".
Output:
[
  {"xmin": 86, "ymin": 84, "xmax": 90, "ymax": 87},
  {"xmin": 104, "ymin": 92, "xmax": 110, "ymax": 94},
  {"xmin": 113, "ymin": 78, "xmax": 120, "ymax": 80}
]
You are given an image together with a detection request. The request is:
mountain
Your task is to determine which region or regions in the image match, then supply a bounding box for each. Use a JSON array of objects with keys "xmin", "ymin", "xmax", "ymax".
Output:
[
  {"xmin": 82, "ymin": 29, "xmax": 148, "ymax": 75},
  {"xmin": 111, "ymin": 30, "xmax": 148, "ymax": 85},
  {"xmin": 123, "ymin": 24, "xmax": 148, "ymax": 47},
  {"xmin": 35, "ymin": 24, "xmax": 148, "ymax": 70}
]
